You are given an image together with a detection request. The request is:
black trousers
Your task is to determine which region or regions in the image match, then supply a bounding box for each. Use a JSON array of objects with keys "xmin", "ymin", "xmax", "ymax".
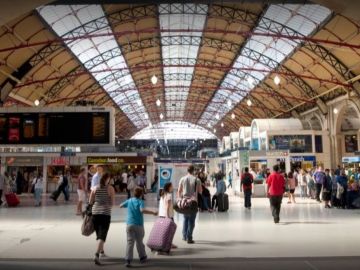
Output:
[
  {"xmin": 315, "ymin": 183, "xmax": 322, "ymax": 201},
  {"xmin": 244, "ymin": 189, "xmax": 252, "ymax": 208},
  {"xmin": 269, "ymin": 196, "xmax": 283, "ymax": 221},
  {"xmin": 211, "ymin": 195, "xmax": 218, "ymax": 209}
]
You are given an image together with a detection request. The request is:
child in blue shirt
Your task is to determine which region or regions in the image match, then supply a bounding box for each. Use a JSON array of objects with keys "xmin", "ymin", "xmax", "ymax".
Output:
[{"xmin": 120, "ymin": 187, "xmax": 157, "ymax": 267}]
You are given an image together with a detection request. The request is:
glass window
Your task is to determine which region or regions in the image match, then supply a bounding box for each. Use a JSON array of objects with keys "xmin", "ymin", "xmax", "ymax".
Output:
[
  {"xmin": 345, "ymin": 135, "xmax": 358, "ymax": 153},
  {"xmin": 315, "ymin": 135, "xmax": 323, "ymax": 153}
]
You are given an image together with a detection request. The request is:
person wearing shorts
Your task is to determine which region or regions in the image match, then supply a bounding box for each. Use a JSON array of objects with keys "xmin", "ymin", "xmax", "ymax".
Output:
[
  {"xmin": 89, "ymin": 173, "xmax": 115, "ymax": 265},
  {"xmin": 287, "ymin": 171, "xmax": 296, "ymax": 204},
  {"xmin": 76, "ymin": 168, "xmax": 87, "ymax": 215}
]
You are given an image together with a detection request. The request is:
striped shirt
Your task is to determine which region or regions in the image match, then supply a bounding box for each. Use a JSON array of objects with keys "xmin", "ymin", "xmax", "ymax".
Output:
[{"xmin": 92, "ymin": 187, "xmax": 112, "ymax": 216}]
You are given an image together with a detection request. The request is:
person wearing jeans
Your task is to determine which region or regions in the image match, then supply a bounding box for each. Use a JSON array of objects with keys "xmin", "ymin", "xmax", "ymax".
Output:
[
  {"xmin": 120, "ymin": 187, "xmax": 157, "ymax": 267},
  {"xmin": 32, "ymin": 173, "xmax": 43, "ymax": 206},
  {"xmin": 313, "ymin": 167, "xmax": 326, "ymax": 202},
  {"xmin": 266, "ymin": 165, "xmax": 285, "ymax": 224},
  {"xmin": 241, "ymin": 167, "xmax": 254, "ymax": 209},
  {"xmin": 177, "ymin": 165, "xmax": 202, "ymax": 244}
]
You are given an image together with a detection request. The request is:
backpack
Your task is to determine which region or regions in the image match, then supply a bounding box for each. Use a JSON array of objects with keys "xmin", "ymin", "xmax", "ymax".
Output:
[{"xmin": 242, "ymin": 174, "xmax": 252, "ymax": 186}]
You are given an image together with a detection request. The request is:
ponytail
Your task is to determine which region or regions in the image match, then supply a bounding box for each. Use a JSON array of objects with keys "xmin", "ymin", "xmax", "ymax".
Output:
[{"xmin": 161, "ymin": 182, "xmax": 172, "ymax": 197}]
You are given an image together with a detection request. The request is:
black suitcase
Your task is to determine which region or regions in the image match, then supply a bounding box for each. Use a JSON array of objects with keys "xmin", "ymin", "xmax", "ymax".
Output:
[
  {"xmin": 50, "ymin": 189, "xmax": 61, "ymax": 201},
  {"xmin": 217, "ymin": 193, "xmax": 229, "ymax": 212}
]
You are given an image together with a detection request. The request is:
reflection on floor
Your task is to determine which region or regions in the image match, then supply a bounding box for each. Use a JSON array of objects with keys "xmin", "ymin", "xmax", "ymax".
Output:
[{"xmin": 1, "ymin": 190, "xmax": 360, "ymax": 269}]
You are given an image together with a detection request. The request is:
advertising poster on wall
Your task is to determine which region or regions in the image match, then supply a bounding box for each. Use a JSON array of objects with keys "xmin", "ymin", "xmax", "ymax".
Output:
[{"xmin": 159, "ymin": 165, "xmax": 174, "ymax": 189}]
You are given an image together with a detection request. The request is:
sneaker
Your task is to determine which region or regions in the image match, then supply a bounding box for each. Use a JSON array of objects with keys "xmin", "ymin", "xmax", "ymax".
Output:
[
  {"xmin": 274, "ymin": 218, "xmax": 280, "ymax": 224},
  {"xmin": 100, "ymin": 251, "xmax": 107, "ymax": 258},
  {"xmin": 94, "ymin": 254, "xmax": 100, "ymax": 265},
  {"xmin": 125, "ymin": 260, "xmax": 131, "ymax": 267},
  {"xmin": 139, "ymin": 256, "xmax": 147, "ymax": 264},
  {"xmin": 187, "ymin": 240, "xmax": 195, "ymax": 244}
]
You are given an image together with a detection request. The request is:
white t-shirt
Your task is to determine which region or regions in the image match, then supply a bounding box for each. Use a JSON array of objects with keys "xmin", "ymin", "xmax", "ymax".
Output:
[
  {"xmin": 122, "ymin": 172, "xmax": 128, "ymax": 184},
  {"xmin": 159, "ymin": 193, "xmax": 174, "ymax": 218},
  {"xmin": 297, "ymin": 174, "xmax": 307, "ymax": 186},
  {"xmin": 32, "ymin": 177, "xmax": 43, "ymax": 189},
  {"xmin": 91, "ymin": 172, "xmax": 101, "ymax": 190}
]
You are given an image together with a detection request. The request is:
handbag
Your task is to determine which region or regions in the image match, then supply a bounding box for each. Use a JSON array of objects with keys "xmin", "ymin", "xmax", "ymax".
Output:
[
  {"xmin": 81, "ymin": 204, "xmax": 94, "ymax": 236},
  {"xmin": 174, "ymin": 177, "xmax": 198, "ymax": 215}
]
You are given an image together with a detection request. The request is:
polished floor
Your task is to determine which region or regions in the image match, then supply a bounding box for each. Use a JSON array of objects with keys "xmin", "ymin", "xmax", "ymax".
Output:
[{"xmin": 1, "ymin": 190, "xmax": 360, "ymax": 269}]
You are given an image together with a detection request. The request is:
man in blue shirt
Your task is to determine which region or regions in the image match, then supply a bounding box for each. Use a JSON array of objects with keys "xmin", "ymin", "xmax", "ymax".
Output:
[
  {"xmin": 336, "ymin": 169, "xmax": 348, "ymax": 209},
  {"xmin": 120, "ymin": 187, "xmax": 157, "ymax": 267},
  {"xmin": 313, "ymin": 166, "xmax": 326, "ymax": 202}
]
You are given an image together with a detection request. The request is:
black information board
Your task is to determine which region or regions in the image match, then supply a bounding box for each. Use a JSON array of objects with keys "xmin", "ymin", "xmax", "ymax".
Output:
[{"xmin": 0, "ymin": 112, "xmax": 110, "ymax": 145}]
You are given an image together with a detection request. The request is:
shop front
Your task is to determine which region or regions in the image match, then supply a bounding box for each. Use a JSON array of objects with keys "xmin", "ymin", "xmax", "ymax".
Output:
[
  {"xmin": 5, "ymin": 156, "xmax": 43, "ymax": 193},
  {"xmin": 45, "ymin": 156, "xmax": 86, "ymax": 193}
]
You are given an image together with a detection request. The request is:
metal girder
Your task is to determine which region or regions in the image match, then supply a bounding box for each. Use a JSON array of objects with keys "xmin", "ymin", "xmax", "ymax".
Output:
[
  {"xmin": 215, "ymin": 4, "xmax": 353, "ymax": 85},
  {"xmin": 158, "ymin": 3, "xmax": 208, "ymax": 15}
]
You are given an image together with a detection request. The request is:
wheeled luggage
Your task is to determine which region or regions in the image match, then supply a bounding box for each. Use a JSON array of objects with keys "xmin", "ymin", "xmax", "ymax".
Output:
[
  {"xmin": 217, "ymin": 193, "xmax": 229, "ymax": 212},
  {"xmin": 5, "ymin": 193, "xmax": 20, "ymax": 207},
  {"xmin": 147, "ymin": 217, "xmax": 177, "ymax": 253},
  {"xmin": 50, "ymin": 189, "xmax": 61, "ymax": 201}
]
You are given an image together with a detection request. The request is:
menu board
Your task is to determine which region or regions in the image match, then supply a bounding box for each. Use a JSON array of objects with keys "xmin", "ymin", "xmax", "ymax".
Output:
[{"xmin": 0, "ymin": 112, "xmax": 110, "ymax": 145}]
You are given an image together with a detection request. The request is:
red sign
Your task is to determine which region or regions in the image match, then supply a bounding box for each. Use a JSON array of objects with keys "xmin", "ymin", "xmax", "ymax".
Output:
[{"xmin": 50, "ymin": 157, "xmax": 68, "ymax": 166}]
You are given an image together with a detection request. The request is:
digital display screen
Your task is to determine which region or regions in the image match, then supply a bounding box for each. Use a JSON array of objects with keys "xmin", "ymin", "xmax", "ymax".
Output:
[{"xmin": 0, "ymin": 112, "xmax": 110, "ymax": 145}]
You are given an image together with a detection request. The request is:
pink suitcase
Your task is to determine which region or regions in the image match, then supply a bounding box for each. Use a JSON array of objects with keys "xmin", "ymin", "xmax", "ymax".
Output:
[{"xmin": 147, "ymin": 217, "xmax": 177, "ymax": 253}]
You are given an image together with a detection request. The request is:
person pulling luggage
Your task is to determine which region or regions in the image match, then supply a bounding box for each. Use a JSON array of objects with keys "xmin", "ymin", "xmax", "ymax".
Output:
[
  {"xmin": 211, "ymin": 172, "xmax": 227, "ymax": 211},
  {"xmin": 241, "ymin": 167, "xmax": 254, "ymax": 209}
]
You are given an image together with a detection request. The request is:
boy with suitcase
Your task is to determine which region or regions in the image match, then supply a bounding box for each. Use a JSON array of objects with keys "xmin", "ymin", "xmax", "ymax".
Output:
[{"xmin": 120, "ymin": 187, "xmax": 157, "ymax": 268}]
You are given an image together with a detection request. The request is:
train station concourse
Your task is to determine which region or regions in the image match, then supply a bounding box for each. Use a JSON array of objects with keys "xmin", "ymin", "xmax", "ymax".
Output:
[{"xmin": 1, "ymin": 0, "xmax": 360, "ymax": 269}]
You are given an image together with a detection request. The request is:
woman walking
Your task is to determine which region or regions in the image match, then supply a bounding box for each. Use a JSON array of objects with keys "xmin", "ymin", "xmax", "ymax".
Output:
[
  {"xmin": 32, "ymin": 172, "xmax": 43, "ymax": 206},
  {"xmin": 89, "ymin": 173, "xmax": 115, "ymax": 265},
  {"xmin": 287, "ymin": 171, "xmax": 296, "ymax": 204}
]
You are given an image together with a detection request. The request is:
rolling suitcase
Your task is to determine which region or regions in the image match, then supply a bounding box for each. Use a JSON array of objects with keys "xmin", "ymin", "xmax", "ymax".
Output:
[
  {"xmin": 50, "ymin": 189, "xmax": 61, "ymax": 201},
  {"xmin": 217, "ymin": 193, "xmax": 229, "ymax": 212},
  {"xmin": 5, "ymin": 193, "xmax": 20, "ymax": 207},
  {"xmin": 147, "ymin": 217, "xmax": 177, "ymax": 253}
]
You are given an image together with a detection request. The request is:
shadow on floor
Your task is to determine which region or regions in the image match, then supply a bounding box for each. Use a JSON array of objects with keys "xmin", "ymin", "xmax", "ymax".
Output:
[
  {"xmin": 194, "ymin": 240, "xmax": 259, "ymax": 246},
  {"xmin": 280, "ymin": 221, "xmax": 335, "ymax": 225}
]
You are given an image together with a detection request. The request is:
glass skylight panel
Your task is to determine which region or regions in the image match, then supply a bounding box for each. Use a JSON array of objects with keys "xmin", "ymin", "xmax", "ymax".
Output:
[
  {"xmin": 38, "ymin": 5, "xmax": 150, "ymax": 129},
  {"xmin": 199, "ymin": 4, "xmax": 331, "ymax": 127},
  {"xmin": 132, "ymin": 121, "xmax": 216, "ymax": 140},
  {"xmin": 159, "ymin": 4, "xmax": 208, "ymax": 120}
]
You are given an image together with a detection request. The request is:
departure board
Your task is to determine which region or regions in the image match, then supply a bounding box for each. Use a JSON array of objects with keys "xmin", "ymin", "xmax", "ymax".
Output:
[{"xmin": 0, "ymin": 111, "xmax": 111, "ymax": 145}]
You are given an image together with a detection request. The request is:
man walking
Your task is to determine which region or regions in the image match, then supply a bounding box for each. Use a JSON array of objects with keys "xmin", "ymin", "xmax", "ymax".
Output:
[
  {"xmin": 91, "ymin": 165, "xmax": 103, "ymax": 191},
  {"xmin": 241, "ymin": 167, "xmax": 254, "ymax": 209},
  {"xmin": 313, "ymin": 166, "xmax": 326, "ymax": 202},
  {"xmin": 177, "ymin": 165, "xmax": 202, "ymax": 244},
  {"xmin": 266, "ymin": 165, "xmax": 285, "ymax": 224}
]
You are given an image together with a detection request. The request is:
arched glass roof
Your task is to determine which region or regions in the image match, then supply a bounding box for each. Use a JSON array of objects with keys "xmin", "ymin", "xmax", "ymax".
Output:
[{"xmin": 132, "ymin": 121, "xmax": 217, "ymax": 140}]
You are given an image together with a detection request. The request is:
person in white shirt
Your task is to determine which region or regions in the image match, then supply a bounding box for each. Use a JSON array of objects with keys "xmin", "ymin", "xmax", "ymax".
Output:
[
  {"xmin": 177, "ymin": 165, "xmax": 202, "ymax": 244},
  {"xmin": 298, "ymin": 169, "xmax": 308, "ymax": 199},
  {"xmin": 158, "ymin": 182, "xmax": 177, "ymax": 249},
  {"xmin": 121, "ymin": 171, "xmax": 128, "ymax": 192},
  {"xmin": 91, "ymin": 166, "xmax": 103, "ymax": 191},
  {"xmin": 32, "ymin": 172, "xmax": 43, "ymax": 206}
]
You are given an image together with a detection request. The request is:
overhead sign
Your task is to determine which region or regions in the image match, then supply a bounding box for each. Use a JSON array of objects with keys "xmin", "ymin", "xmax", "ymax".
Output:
[
  {"xmin": 87, "ymin": 156, "xmax": 146, "ymax": 164},
  {"xmin": 0, "ymin": 109, "xmax": 113, "ymax": 145}
]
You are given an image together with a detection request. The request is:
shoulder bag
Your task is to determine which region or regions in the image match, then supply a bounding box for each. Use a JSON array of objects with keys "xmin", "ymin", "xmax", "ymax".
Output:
[
  {"xmin": 81, "ymin": 204, "xmax": 94, "ymax": 236},
  {"xmin": 174, "ymin": 177, "xmax": 198, "ymax": 215}
]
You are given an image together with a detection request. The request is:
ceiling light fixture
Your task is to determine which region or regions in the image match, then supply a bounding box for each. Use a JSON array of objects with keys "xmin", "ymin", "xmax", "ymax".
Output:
[
  {"xmin": 274, "ymin": 75, "xmax": 281, "ymax": 85},
  {"xmin": 333, "ymin": 108, "xmax": 338, "ymax": 114},
  {"xmin": 151, "ymin": 74, "xmax": 158, "ymax": 85},
  {"xmin": 213, "ymin": 129, "xmax": 216, "ymax": 133},
  {"xmin": 227, "ymin": 100, "xmax": 232, "ymax": 108},
  {"xmin": 215, "ymin": 113, "xmax": 220, "ymax": 120},
  {"xmin": 221, "ymin": 122, "xmax": 224, "ymax": 127},
  {"xmin": 246, "ymin": 99, "xmax": 252, "ymax": 106},
  {"xmin": 156, "ymin": 99, "xmax": 161, "ymax": 107},
  {"xmin": 34, "ymin": 99, "xmax": 40, "ymax": 106},
  {"xmin": 207, "ymin": 123, "xmax": 211, "ymax": 128},
  {"xmin": 231, "ymin": 113, "xmax": 235, "ymax": 119},
  {"xmin": 159, "ymin": 113, "xmax": 164, "ymax": 120}
]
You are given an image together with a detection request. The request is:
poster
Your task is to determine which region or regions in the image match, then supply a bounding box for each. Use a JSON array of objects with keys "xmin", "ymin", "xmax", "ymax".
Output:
[{"xmin": 159, "ymin": 165, "xmax": 173, "ymax": 189}]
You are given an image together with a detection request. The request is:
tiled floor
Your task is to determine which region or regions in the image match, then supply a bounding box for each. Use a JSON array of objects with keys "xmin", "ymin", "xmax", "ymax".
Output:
[{"xmin": 1, "ymin": 190, "xmax": 360, "ymax": 269}]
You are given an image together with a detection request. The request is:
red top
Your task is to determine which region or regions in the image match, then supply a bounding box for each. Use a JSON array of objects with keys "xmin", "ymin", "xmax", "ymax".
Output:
[
  {"xmin": 266, "ymin": 172, "xmax": 285, "ymax": 196},
  {"xmin": 241, "ymin": 173, "xmax": 253, "ymax": 190}
]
